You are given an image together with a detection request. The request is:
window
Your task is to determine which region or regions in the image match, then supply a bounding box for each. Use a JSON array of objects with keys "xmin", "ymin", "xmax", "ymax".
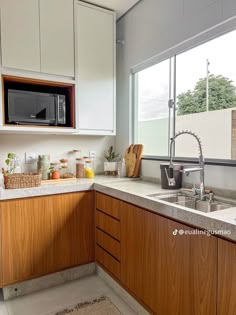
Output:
[
  {"xmin": 134, "ymin": 28, "xmax": 236, "ymax": 161},
  {"xmin": 135, "ymin": 59, "xmax": 173, "ymax": 156}
]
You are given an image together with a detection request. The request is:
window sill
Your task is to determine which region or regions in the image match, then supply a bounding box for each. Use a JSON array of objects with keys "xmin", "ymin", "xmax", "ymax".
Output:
[{"xmin": 142, "ymin": 155, "xmax": 236, "ymax": 167}]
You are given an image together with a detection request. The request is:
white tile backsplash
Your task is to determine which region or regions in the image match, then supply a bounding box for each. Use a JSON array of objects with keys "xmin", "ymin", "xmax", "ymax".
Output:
[{"xmin": 0, "ymin": 134, "xmax": 115, "ymax": 174}]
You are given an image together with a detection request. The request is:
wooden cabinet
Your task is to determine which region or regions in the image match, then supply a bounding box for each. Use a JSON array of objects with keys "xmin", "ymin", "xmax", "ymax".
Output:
[
  {"xmin": 39, "ymin": 0, "xmax": 74, "ymax": 77},
  {"xmin": 218, "ymin": 238, "xmax": 236, "ymax": 315},
  {"xmin": 0, "ymin": 192, "xmax": 94, "ymax": 286},
  {"xmin": 95, "ymin": 193, "xmax": 121, "ymax": 279},
  {"xmin": 120, "ymin": 201, "xmax": 217, "ymax": 315},
  {"xmin": 75, "ymin": 1, "xmax": 116, "ymax": 135},
  {"xmin": 1, "ymin": 0, "xmax": 40, "ymax": 72}
]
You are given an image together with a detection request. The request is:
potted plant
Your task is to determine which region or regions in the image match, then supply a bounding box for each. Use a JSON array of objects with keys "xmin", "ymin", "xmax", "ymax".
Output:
[
  {"xmin": 5, "ymin": 153, "xmax": 16, "ymax": 174},
  {"xmin": 104, "ymin": 146, "xmax": 119, "ymax": 175}
]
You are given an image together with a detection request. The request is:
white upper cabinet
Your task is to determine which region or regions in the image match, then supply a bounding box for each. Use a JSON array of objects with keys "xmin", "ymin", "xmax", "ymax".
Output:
[
  {"xmin": 75, "ymin": 2, "xmax": 116, "ymax": 134},
  {"xmin": 1, "ymin": 0, "xmax": 40, "ymax": 72},
  {"xmin": 39, "ymin": 0, "xmax": 74, "ymax": 77}
]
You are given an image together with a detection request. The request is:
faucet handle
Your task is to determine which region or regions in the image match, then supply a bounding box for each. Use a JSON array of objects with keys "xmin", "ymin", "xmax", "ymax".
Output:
[{"xmin": 208, "ymin": 192, "xmax": 214, "ymax": 202}]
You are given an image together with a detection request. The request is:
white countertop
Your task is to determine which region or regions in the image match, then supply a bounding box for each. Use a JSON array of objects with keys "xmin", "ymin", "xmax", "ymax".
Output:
[{"xmin": 1, "ymin": 175, "xmax": 236, "ymax": 242}]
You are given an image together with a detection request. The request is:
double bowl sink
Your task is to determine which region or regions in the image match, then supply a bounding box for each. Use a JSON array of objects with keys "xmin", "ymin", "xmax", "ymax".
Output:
[{"xmin": 148, "ymin": 192, "xmax": 234, "ymax": 213}]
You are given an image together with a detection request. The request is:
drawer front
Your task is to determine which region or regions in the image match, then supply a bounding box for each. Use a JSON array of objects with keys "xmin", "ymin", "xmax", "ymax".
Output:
[
  {"xmin": 96, "ymin": 245, "xmax": 120, "ymax": 279},
  {"xmin": 96, "ymin": 228, "xmax": 120, "ymax": 261},
  {"xmin": 96, "ymin": 210, "xmax": 120, "ymax": 241},
  {"xmin": 96, "ymin": 193, "xmax": 120, "ymax": 219}
]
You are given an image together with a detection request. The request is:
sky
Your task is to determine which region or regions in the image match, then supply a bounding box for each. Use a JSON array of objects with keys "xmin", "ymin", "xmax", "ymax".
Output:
[{"xmin": 138, "ymin": 29, "xmax": 236, "ymax": 121}]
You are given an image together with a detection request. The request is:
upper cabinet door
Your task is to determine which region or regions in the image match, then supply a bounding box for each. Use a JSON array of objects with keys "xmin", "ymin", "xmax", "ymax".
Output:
[
  {"xmin": 75, "ymin": 2, "xmax": 115, "ymax": 134},
  {"xmin": 39, "ymin": 0, "xmax": 74, "ymax": 77},
  {"xmin": 1, "ymin": 0, "xmax": 40, "ymax": 72}
]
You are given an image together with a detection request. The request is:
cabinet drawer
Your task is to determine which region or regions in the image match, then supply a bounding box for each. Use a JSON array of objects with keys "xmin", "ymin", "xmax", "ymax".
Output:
[
  {"xmin": 96, "ymin": 228, "xmax": 120, "ymax": 261},
  {"xmin": 96, "ymin": 193, "xmax": 120, "ymax": 219},
  {"xmin": 96, "ymin": 245, "xmax": 120, "ymax": 279},
  {"xmin": 96, "ymin": 211, "xmax": 120, "ymax": 241}
]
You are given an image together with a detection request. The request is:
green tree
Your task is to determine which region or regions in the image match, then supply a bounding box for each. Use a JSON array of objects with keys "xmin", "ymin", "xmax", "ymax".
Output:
[{"xmin": 177, "ymin": 74, "xmax": 236, "ymax": 115}]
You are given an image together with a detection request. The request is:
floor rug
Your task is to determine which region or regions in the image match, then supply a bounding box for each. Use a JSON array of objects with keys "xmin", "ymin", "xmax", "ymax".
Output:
[{"xmin": 52, "ymin": 296, "xmax": 122, "ymax": 315}]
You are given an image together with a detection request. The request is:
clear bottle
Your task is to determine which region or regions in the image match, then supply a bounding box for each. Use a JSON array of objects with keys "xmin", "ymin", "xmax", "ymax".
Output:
[
  {"xmin": 14, "ymin": 156, "xmax": 22, "ymax": 173},
  {"xmin": 118, "ymin": 159, "xmax": 126, "ymax": 177}
]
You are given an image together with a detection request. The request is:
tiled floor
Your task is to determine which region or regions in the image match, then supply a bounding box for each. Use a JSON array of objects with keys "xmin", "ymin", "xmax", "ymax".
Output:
[{"xmin": 0, "ymin": 275, "xmax": 137, "ymax": 315}]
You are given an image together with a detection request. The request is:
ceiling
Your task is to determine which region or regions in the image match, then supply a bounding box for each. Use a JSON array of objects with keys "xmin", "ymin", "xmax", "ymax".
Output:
[{"xmin": 83, "ymin": 0, "xmax": 140, "ymax": 19}]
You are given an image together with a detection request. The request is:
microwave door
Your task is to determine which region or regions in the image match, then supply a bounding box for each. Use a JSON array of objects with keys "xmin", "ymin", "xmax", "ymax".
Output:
[
  {"xmin": 7, "ymin": 90, "xmax": 56, "ymax": 125},
  {"xmin": 35, "ymin": 93, "xmax": 56, "ymax": 125}
]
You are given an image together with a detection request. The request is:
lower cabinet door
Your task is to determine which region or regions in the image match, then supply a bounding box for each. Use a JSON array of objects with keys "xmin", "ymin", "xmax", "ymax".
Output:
[
  {"xmin": 218, "ymin": 238, "xmax": 236, "ymax": 315},
  {"xmin": 0, "ymin": 192, "xmax": 94, "ymax": 286},
  {"xmin": 120, "ymin": 201, "xmax": 217, "ymax": 315}
]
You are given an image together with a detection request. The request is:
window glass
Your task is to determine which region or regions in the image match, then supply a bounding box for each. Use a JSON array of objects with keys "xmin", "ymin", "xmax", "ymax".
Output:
[
  {"xmin": 134, "ymin": 28, "xmax": 236, "ymax": 161},
  {"xmin": 176, "ymin": 30, "xmax": 236, "ymax": 159},
  {"xmin": 136, "ymin": 59, "xmax": 171, "ymax": 156}
]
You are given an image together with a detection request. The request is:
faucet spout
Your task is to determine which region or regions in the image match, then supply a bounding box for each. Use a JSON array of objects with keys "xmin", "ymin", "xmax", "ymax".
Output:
[{"xmin": 169, "ymin": 130, "xmax": 205, "ymax": 200}]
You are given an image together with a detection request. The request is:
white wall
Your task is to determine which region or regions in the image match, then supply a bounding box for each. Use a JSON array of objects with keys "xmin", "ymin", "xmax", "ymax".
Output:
[
  {"xmin": 141, "ymin": 159, "xmax": 236, "ymax": 191},
  {"xmin": 0, "ymin": 134, "xmax": 115, "ymax": 174},
  {"xmin": 138, "ymin": 108, "xmax": 234, "ymax": 159},
  {"xmin": 116, "ymin": 0, "xmax": 236, "ymax": 190}
]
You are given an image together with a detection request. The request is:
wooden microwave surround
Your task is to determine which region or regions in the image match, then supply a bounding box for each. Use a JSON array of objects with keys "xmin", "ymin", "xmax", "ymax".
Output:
[{"xmin": 1, "ymin": 75, "xmax": 75, "ymax": 128}]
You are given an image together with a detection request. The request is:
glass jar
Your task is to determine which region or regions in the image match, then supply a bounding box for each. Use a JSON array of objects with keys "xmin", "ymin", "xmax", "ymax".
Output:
[
  {"xmin": 70, "ymin": 150, "xmax": 81, "ymax": 176},
  {"xmin": 76, "ymin": 158, "xmax": 85, "ymax": 178},
  {"xmin": 60, "ymin": 159, "xmax": 69, "ymax": 177},
  {"xmin": 50, "ymin": 162, "xmax": 60, "ymax": 179},
  {"xmin": 84, "ymin": 159, "xmax": 94, "ymax": 178}
]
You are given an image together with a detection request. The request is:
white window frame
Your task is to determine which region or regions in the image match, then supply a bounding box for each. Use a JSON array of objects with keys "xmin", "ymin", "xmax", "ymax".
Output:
[{"xmin": 131, "ymin": 15, "xmax": 236, "ymax": 165}]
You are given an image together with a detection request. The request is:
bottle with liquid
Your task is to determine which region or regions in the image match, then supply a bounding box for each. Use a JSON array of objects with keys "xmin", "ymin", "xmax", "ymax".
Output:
[{"xmin": 118, "ymin": 159, "xmax": 126, "ymax": 177}]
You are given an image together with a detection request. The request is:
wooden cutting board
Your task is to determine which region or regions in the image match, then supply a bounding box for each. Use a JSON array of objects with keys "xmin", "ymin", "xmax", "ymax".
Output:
[
  {"xmin": 124, "ymin": 144, "xmax": 144, "ymax": 177},
  {"xmin": 41, "ymin": 177, "xmax": 76, "ymax": 184}
]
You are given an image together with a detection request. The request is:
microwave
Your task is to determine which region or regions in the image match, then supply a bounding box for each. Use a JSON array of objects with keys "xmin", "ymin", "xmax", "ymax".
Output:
[{"xmin": 6, "ymin": 89, "xmax": 67, "ymax": 126}]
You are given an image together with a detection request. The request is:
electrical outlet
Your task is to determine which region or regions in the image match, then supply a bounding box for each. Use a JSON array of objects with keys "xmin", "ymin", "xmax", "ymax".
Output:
[
  {"xmin": 25, "ymin": 152, "xmax": 36, "ymax": 164},
  {"xmin": 89, "ymin": 150, "xmax": 96, "ymax": 159}
]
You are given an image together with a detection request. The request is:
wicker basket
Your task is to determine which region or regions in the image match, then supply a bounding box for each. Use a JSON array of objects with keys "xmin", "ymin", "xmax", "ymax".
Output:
[{"xmin": 2, "ymin": 168, "xmax": 42, "ymax": 189}]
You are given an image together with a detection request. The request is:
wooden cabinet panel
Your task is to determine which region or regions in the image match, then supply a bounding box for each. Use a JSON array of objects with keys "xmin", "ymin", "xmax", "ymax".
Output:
[
  {"xmin": 96, "ymin": 193, "xmax": 120, "ymax": 219},
  {"xmin": 0, "ymin": 192, "xmax": 94, "ymax": 286},
  {"xmin": 96, "ymin": 211, "xmax": 120, "ymax": 241},
  {"xmin": 1, "ymin": 0, "xmax": 40, "ymax": 71},
  {"xmin": 96, "ymin": 245, "xmax": 120, "ymax": 279},
  {"xmin": 218, "ymin": 238, "xmax": 236, "ymax": 315},
  {"xmin": 96, "ymin": 228, "xmax": 120, "ymax": 261},
  {"xmin": 120, "ymin": 202, "xmax": 159, "ymax": 312},
  {"xmin": 75, "ymin": 2, "xmax": 115, "ymax": 134},
  {"xmin": 40, "ymin": 0, "xmax": 74, "ymax": 77},
  {"xmin": 120, "ymin": 201, "xmax": 217, "ymax": 315}
]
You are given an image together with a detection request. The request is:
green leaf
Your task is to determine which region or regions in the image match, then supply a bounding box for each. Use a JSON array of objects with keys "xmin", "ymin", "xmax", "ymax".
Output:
[
  {"xmin": 5, "ymin": 159, "xmax": 10, "ymax": 165},
  {"xmin": 8, "ymin": 153, "xmax": 15, "ymax": 159}
]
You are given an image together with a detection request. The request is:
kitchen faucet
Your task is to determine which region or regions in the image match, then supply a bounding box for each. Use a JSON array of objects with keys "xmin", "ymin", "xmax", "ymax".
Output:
[{"xmin": 166, "ymin": 130, "xmax": 205, "ymax": 201}]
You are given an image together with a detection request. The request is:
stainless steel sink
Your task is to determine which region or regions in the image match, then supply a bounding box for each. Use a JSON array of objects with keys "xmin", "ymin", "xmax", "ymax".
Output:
[
  {"xmin": 150, "ymin": 192, "xmax": 195, "ymax": 203},
  {"xmin": 175, "ymin": 199, "xmax": 231, "ymax": 213},
  {"xmin": 148, "ymin": 192, "xmax": 233, "ymax": 213}
]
